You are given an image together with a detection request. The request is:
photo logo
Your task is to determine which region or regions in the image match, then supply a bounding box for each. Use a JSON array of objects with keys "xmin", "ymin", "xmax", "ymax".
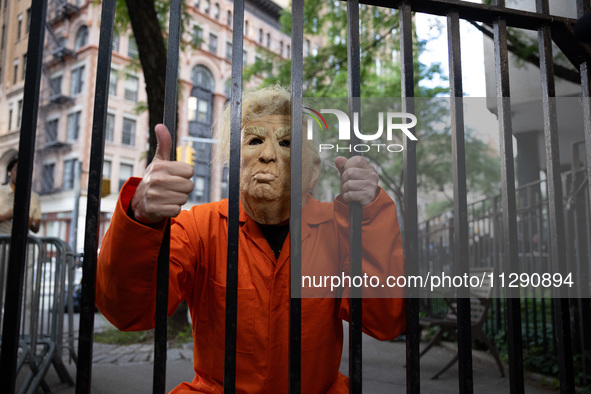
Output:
[
  {"xmin": 304, "ymin": 109, "xmax": 418, "ymax": 153},
  {"xmin": 303, "ymin": 107, "xmax": 329, "ymax": 134}
]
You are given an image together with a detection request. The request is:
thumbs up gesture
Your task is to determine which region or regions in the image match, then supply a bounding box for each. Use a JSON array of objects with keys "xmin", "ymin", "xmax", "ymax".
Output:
[
  {"xmin": 130, "ymin": 124, "xmax": 195, "ymax": 224},
  {"xmin": 334, "ymin": 156, "xmax": 380, "ymax": 207}
]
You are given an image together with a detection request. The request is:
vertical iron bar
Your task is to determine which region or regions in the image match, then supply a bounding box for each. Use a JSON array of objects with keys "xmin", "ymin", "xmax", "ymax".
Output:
[
  {"xmin": 0, "ymin": 0, "xmax": 46, "ymax": 391},
  {"xmin": 289, "ymin": 0, "xmax": 303, "ymax": 392},
  {"xmin": 535, "ymin": 0, "xmax": 575, "ymax": 392},
  {"xmin": 224, "ymin": 0, "xmax": 245, "ymax": 392},
  {"xmin": 346, "ymin": 1, "xmax": 362, "ymax": 392},
  {"xmin": 75, "ymin": 0, "xmax": 116, "ymax": 392},
  {"xmin": 578, "ymin": 2, "xmax": 591, "ymax": 381},
  {"xmin": 152, "ymin": 1, "xmax": 183, "ymax": 393},
  {"xmin": 578, "ymin": 0, "xmax": 591, "ymax": 263},
  {"xmin": 400, "ymin": 2, "xmax": 420, "ymax": 393},
  {"xmin": 492, "ymin": 1, "xmax": 524, "ymax": 391},
  {"xmin": 446, "ymin": 11, "xmax": 473, "ymax": 394}
]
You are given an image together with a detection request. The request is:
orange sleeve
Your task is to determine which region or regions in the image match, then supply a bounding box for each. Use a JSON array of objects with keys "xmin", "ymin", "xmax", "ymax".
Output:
[
  {"xmin": 95, "ymin": 178, "xmax": 196, "ymax": 331},
  {"xmin": 335, "ymin": 188, "xmax": 406, "ymax": 340}
]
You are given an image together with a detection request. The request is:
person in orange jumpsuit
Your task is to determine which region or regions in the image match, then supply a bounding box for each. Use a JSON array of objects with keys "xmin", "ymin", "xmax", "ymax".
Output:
[{"xmin": 96, "ymin": 86, "xmax": 405, "ymax": 393}]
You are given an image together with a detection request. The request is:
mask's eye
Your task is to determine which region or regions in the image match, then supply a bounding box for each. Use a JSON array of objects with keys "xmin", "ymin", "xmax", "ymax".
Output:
[
  {"xmin": 249, "ymin": 138, "xmax": 263, "ymax": 145},
  {"xmin": 279, "ymin": 140, "xmax": 290, "ymax": 147}
]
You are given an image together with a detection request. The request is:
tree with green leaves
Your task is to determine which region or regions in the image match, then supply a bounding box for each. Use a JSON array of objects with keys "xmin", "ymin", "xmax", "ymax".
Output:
[{"xmin": 244, "ymin": 1, "xmax": 501, "ymax": 216}]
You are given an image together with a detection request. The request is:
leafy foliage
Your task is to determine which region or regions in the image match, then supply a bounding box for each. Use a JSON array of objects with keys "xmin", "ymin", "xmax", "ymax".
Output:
[{"xmin": 245, "ymin": 2, "xmax": 500, "ymax": 209}]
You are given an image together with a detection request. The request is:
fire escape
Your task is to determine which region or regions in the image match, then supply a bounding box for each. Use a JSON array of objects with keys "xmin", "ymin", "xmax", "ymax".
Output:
[{"xmin": 36, "ymin": 0, "xmax": 80, "ymax": 194}]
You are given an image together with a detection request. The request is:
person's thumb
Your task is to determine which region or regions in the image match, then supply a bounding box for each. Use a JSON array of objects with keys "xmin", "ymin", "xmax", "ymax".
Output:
[
  {"xmin": 334, "ymin": 156, "xmax": 347, "ymax": 176},
  {"xmin": 154, "ymin": 124, "xmax": 172, "ymax": 161}
]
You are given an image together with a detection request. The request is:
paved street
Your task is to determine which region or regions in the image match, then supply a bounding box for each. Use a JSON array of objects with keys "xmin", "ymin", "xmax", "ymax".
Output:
[{"xmin": 21, "ymin": 315, "xmax": 557, "ymax": 393}]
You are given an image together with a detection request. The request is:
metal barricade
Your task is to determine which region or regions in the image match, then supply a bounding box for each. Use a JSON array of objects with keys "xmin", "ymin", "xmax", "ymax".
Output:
[{"xmin": 0, "ymin": 235, "xmax": 75, "ymax": 394}]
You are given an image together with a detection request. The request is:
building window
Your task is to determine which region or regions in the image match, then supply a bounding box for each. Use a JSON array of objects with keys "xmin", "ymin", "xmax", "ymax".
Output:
[
  {"xmin": 280, "ymin": 40, "xmax": 283, "ymax": 56},
  {"xmin": 190, "ymin": 65, "xmax": 215, "ymax": 91},
  {"xmin": 226, "ymin": 41, "xmax": 232, "ymax": 60},
  {"xmin": 63, "ymin": 159, "xmax": 76, "ymax": 190},
  {"xmin": 13, "ymin": 59, "xmax": 18, "ymax": 84},
  {"xmin": 124, "ymin": 75, "xmax": 139, "ymax": 102},
  {"xmin": 103, "ymin": 159, "xmax": 112, "ymax": 179},
  {"xmin": 305, "ymin": 39, "xmax": 310, "ymax": 56},
  {"xmin": 109, "ymin": 69, "xmax": 118, "ymax": 96},
  {"xmin": 122, "ymin": 117, "xmax": 136, "ymax": 146},
  {"xmin": 75, "ymin": 26, "xmax": 88, "ymax": 50},
  {"xmin": 17, "ymin": 100, "xmax": 22, "ymax": 128},
  {"xmin": 67, "ymin": 111, "xmax": 81, "ymax": 141},
  {"xmin": 42, "ymin": 164, "xmax": 55, "ymax": 193},
  {"xmin": 1, "ymin": 25, "xmax": 5, "ymax": 49},
  {"xmin": 214, "ymin": 3, "xmax": 220, "ymax": 19},
  {"xmin": 8, "ymin": 109, "xmax": 12, "ymax": 131},
  {"xmin": 204, "ymin": 0, "xmax": 210, "ymax": 14},
  {"xmin": 50, "ymin": 75, "xmax": 62, "ymax": 97},
  {"xmin": 106, "ymin": 113, "xmax": 115, "ymax": 142},
  {"xmin": 266, "ymin": 33, "xmax": 270, "ymax": 48},
  {"xmin": 70, "ymin": 66, "xmax": 85, "ymax": 96},
  {"xmin": 194, "ymin": 0, "xmax": 200, "ymax": 9},
  {"xmin": 26, "ymin": 8, "xmax": 31, "ymax": 33},
  {"xmin": 22, "ymin": 54, "xmax": 26, "ymax": 80},
  {"xmin": 259, "ymin": 28, "xmax": 263, "ymax": 44},
  {"xmin": 119, "ymin": 163, "xmax": 133, "ymax": 190},
  {"xmin": 17, "ymin": 14, "xmax": 22, "ymax": 40},
  {"xmin": 193, "ymin": 176, "xmax": 206, "ymax": 203},
  {"xmin": 128, "ymin": 36, "xmax": 138, "ymax": 58},
  {"xmin": 209, "ymin": 34, "xmax": 218, "ymax": 55},
  {"xmin": 227, "ymin": 10, "xmax": 232, "ymax": 27},
  {"xmin": 103, "ymin": 160, "xmax": 112, "ymax": 194},
  {"xmin": 244, "ymin": 20, "xmax": 249, "ymax": 37},
  {"xmin": 193, "ymin": 25, "xmax": 203, "ymax": 47},
  {"xmin": 112, "ymin": 33, "xmax": 120, "ymax": 53},
  {"xmin": 46, "ymin": 118, "xmax": 58, "ymax": 143},
  {"xmin": 287, "ymin": 44, "xmax": 290, "ymax": 58}
]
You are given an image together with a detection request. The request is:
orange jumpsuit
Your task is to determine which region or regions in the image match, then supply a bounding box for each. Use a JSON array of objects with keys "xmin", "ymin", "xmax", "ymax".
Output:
[{"xmin": 96, "ymin": 178, "xmax": 405, "ymax": 393}]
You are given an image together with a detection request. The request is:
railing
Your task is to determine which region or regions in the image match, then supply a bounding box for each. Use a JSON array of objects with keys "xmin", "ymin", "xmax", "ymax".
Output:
[
  {"xmin": 0, "ymin": 235, "xmax": 77, "ymax": 394},
  {"xmin": 1, "ymin": 0, "xmax": 591, "ymax": 393}
]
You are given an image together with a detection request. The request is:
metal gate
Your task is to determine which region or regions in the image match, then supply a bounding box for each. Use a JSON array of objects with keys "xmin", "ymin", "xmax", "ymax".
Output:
[{"xmin": 1, "ymin": 0, "xmax": 590, "ymax": 393}]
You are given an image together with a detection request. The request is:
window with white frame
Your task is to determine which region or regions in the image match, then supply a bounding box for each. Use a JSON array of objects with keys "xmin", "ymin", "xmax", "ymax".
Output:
[
  {"xmin": 106, "ymin": 113, "xmax": 115, "ymax": 142},
  {"xmin": 214, "ymin": 3, "xmax": 220, "ymax": 19},
  {"xmin": 122, "ymin": 117, "xmax": 136, "ymax": 146},
  {"xmin": 46, "ymin": 118, "xmax": 58, "ymax": 143},
  {"xmin": 42, "ymin": 163, "xmax": 55, "ymax": 193},
  {"xmin": 17, "ymin": 100, "xmax": 22, "ymax": 128},
  {"xmin": 13, "ymin": 59, "xmax": 18, "ymax": 84},
  {"xmin": 226, "ymin": 41, "xmax": 232, "ymax": 60},
  {"xmin": 63, "ymin": 158, "xmax": 76, "ymax": 190},
  {"xmin": 209, "ymin": 34, "xmax": 218, "ymax": 54},
  {"xmin": 193, "ymin": 25, "xmax": 203, "ymax": 47},
  {"xmin": 50, "ymin": 74, "xmax": 62, "ymax": 97},
  {"xmin": 128, "ymin": 36, "xmax": 138, "ymax": 58},
  {"xmin": 75, "ymin": 26, "xmax": 88, "ymax": 50},
  {"xmin": 17, "ymin": 14, "xmax": 22, "ymax": 40},
  {"xmin": 112, "ymin": 33, "xmax": 120, "ymax": 53},
  {"xmin": 109, "ymin": 69, "xmax": 118, "ymax": 96},
  {"xmin": 67, "ymin": 111, "xmax": 81, "ymax": 141},
  {"xmin": 124, "ymin": 75, "xmax": 139, "ymax": 102},
  {"xmin": 119, "ymin": 163, "xmax": 133, "ymax": 190},
  {"xmin": 70, "ymin": 65, "xmax": 85, "ymax": 96}
]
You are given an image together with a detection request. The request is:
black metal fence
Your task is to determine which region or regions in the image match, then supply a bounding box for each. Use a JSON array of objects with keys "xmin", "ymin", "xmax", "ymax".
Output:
[
  {"xmin": 1, "ymin": 0, "xmax": 591, "ymax": 393},
  {"xmin": 420, "ymin": 166, "xmax": 591, "ymax": 384}
]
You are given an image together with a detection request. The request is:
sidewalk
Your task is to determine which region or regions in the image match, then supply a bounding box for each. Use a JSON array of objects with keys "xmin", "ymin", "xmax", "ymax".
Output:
[{"xmin": 36, "ymin": 316, "xmax": 555, "ymax": 393}]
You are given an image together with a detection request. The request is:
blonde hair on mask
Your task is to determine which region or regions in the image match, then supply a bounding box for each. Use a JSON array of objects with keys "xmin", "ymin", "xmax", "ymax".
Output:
[{"xmin": 213, "ymin": 85, "xmax": 320, "ymax": 168}]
